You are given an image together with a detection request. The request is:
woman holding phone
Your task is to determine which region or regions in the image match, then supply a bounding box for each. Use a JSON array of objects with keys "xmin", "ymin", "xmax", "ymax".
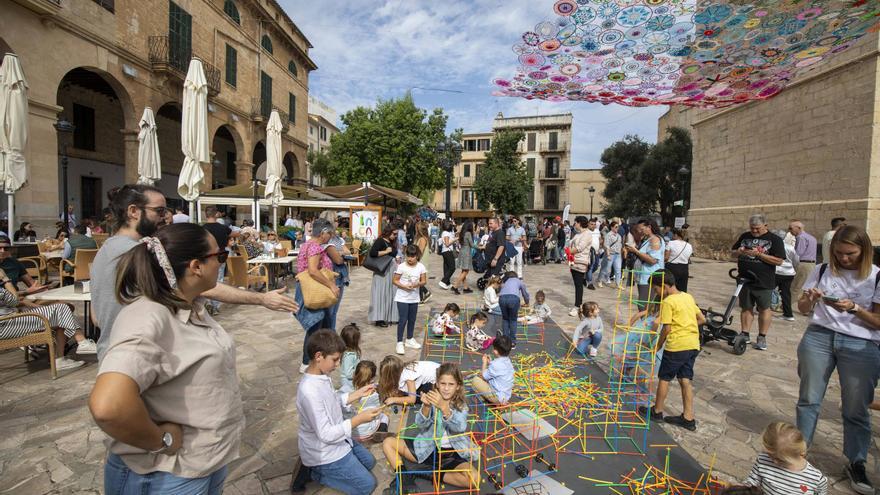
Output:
[{"xmin": 796, "ymin": 225, "xmax": 880, "ymax": 495}]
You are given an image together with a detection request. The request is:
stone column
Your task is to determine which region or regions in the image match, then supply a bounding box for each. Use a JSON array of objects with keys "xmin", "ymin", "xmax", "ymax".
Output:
[
  {"xmin": 235, "ymin": 161, "xmax": 256, "ymax": 224},
  {"xmin": 17, "ymin": 100, "xmax": 63, "ymax": 234},
  {"xmin": 122, "ymin": 129, "xmax": 139, "ymax": 185}
]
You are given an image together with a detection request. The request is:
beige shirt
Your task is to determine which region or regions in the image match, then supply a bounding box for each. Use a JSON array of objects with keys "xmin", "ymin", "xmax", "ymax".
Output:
[
  {"xmin": 99, "ymin": 297, "xmax": 244, "ymax": 478},
  {"xmin": 570, "ymin": 230, "xmax": 591, "ymax": 272}
]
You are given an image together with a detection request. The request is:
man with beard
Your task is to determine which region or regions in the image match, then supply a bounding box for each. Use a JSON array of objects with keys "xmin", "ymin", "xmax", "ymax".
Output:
[{"xmin": 91, "ymin": 184, "xmax": 298, "ymax": 360}]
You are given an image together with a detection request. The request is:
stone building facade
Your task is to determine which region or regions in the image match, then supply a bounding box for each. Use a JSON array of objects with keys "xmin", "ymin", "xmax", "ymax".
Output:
[
  {"xmin": 1, "ymin": 0, "xmax": 315, "ymax": 231},
  {"xmin": 659, "ymin": 33, "xmax": 880, "ymax": 258},
  {"xmin": 430, "ymin": 113, "xmax": 574, "ymax": 219},
  {"xmin": 568, "ymin": 169, "xmax": 607, "ymax": 219},
  {"xmin": 306, "ymin": 95, "xmax": 338, "ymax": 187}
]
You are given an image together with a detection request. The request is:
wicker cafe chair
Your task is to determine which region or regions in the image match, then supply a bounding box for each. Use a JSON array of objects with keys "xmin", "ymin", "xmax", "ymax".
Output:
[
  {"xmin": 226, "ymin": 255, "xmax": 269, "ymax": 292},
  {"xmin": 0, "ymin": 312, "xmax": 57, "ymax": 379},
  {"xmin": 351, "ymin": 239, "xmax": 362, "ymax": 267},
  {"xmin": 61, "ymin": 249, "xmax": 98, "ymax": 286},
  {"xmin": 20, "ymin": 256, "xmax": 48, "ymax": 285}
]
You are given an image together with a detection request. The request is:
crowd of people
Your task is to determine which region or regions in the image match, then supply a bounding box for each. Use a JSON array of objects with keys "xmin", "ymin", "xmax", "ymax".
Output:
[{"xmin": 3, "ymin": 185, "xmax": 876, "ymax": 495}]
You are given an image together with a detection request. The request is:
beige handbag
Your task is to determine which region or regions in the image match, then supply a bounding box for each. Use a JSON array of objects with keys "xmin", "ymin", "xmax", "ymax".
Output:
[{"xmin": 295, "ymin": 268, "xmax": 340, "ymax": 309}]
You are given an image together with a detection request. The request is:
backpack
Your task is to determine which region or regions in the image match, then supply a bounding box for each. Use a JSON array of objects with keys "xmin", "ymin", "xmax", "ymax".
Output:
[{"xmin": 473, "ymin": 250, "xmax": 489, "ymax": 274}]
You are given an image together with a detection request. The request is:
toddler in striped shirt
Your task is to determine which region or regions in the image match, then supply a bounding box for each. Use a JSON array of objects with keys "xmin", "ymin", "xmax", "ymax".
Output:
[{"xmin": 744, "ymin": 422, "xmax": 827, "ymax": 495}]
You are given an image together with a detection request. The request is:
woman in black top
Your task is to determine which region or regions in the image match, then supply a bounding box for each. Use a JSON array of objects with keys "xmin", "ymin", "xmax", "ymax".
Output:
[{"xmin": 368, "ymin": 227, "xmax": 398, "ymax": 327}]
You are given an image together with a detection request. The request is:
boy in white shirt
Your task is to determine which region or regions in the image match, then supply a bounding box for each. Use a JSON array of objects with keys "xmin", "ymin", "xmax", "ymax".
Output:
[{"xmin": 292, "ymin": 330, "xmax": 382, "ymax": 495}]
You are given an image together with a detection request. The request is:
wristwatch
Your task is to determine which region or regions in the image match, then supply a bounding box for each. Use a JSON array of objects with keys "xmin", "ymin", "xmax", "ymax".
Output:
[
  {"xmin": 149, "ymin": 431, "xmax": 174, "ymax": 454},
  {"xmin": 847, "ymin": 303, "xmax": 861, "ymax": 314}
]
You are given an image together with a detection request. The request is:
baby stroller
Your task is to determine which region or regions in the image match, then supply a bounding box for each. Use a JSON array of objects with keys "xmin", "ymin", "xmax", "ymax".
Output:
[
  {"xmin": 699, "ymin": 268, "xmax": 758, "ymax": 355},
  {"xmin": 528, "ymin": 239, "xmax": 545, "ymax": 265}
]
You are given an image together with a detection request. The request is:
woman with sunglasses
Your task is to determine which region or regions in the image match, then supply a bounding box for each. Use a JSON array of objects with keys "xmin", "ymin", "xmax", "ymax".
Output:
[
  {"xmin": 263, "ymin": 231, "xmax": 283, "ymax": 256},
  {"xmin": 89, "ymin": 223, "xmax": 242, "ymax": 494}
]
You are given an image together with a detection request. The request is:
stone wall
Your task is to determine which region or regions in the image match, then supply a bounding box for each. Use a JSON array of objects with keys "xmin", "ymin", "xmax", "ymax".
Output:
[{"xmin": 659, "ymin": 33, "xmax": 880, "ymax": 258}]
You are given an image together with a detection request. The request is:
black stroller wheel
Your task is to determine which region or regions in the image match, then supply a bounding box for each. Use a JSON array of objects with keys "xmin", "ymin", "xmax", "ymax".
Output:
[
  {"xmin": 477, "ymin": 277, "xmax": 488, "ymax": 291},
  {"xmin": 732, "ymin": 334, "xmax": 748, "ymax": 355}
]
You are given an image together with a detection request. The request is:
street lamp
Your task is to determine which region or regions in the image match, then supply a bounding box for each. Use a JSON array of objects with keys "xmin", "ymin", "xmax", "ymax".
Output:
[
  {"xmin": 252, "ymin": 164, "xmax": 261, "ymax": 227},
  {"xmin": 588, "ymin": 185, "xmax": 596, "ymax": 220},
  {"xmin": 54, "ymin": 117, "xmax": 76, "ymax": 232},
  {"xmin": 435, "ymin": 138, "xmax": 463, "ymax": 219},
  {"xmin": 678, "ymin": 165, "xmax": 690, "ymax": 219}
]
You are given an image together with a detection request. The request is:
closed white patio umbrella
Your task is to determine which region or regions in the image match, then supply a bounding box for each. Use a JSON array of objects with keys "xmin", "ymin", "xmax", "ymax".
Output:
[
  {"xmin": 137, "ymin": 107, "xmax": 161, "ymax": 185},
  {"xmin": 265, "ymin": 110, "xmax": 284, "ymax": 229},
  {"xmin": 177, "ymin": 58, "xmax": 209, "ymax": 218},
  {"xmin": 0, "ymin": 53, "xmax": 29, "ymax": 238}
]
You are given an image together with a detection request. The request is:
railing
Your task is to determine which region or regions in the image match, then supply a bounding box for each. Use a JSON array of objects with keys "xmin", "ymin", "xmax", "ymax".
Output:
[
  {"xmin": 458, "ymin": 176, "xmax": 475, "ymax": 186},
  {"xmin": 148, "ymin": 36, "xmax": 221, "ymax": 96},
  {"xmin": 249, "ymin": 98, "xmax": 290, "ymax": 132},
  {"xmin": 538, "ymin": 169, "xmax": 567, "ymax": 180},
  {"xmin": 540, "ymin": 141, "xmax": 568, "ymax": 153}
]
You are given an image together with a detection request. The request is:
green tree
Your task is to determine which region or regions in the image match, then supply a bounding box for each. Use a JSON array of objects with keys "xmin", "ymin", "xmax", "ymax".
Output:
[
  {"xmin": 322, "ymin": 94, "xmax": 450, "ymax": 199},
  {"xmin": 642, "ymin": 126, "xmax": 692, "ymax": 226},
  {"xmin": 307, "ymin": 149, "xmax": 332, "ymax": 179},
  {"xmin": 473, "ymin": 130, "xmax": 530, "ymax": 215},
  {"xmin": 599, "ymin": 135, "xmax": 653, "ymax": 219}
]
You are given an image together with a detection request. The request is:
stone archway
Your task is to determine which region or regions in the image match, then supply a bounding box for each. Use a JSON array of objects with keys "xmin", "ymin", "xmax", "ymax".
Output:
[
  {"xmin": 283, "ymin": 151, "xmax": 299, "ymax": 186},
  {"xmin": 55, "ymin": 67, "xmax": 133, "ymax": 223},
  {"xmin": 252, "ymin": 141, "xmax": 267, "ymax": 180},
  {"xmin": 212, "ymin": 125, "xmax": 241, "ymax": 189}
]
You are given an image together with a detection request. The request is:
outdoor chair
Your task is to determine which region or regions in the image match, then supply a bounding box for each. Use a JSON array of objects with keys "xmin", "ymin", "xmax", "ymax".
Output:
[
  {"xmin": 351, "ymin": 239, "xmax": 362, "ymax": 267},
  {"xmin": 20, "ymin": 256, "xmax": 48, "ymax": 285},
  {"xmin": 280, "ymin": 240, "xmax": 293, "ymax": 252},
  {"xmin": 61, "ymin": 248, "xmax": 98, "ymax": 286},
  {"xmin": 36, "ymin": 241, "xmax": 62, "ymax": 280},
  {"xmin": 0, "ymin": 312, "xmax": 57, "ymax": 379},
  {"xmin": 226, "ymin": 255, "xmax": 269, "ymax": 292},
  {"xmin": 91, "ymin": 233, "xmax": 109, "ymax": 247}
]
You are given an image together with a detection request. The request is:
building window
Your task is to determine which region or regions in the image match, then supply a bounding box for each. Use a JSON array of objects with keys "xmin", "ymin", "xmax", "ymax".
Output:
[
  {"xmin": 224, "ymin": 44, "xmax": 237, "ymax": 87},
  {"xmin": 288, "ymin": 93, "xmax": 295, "ymax": 124},
  {"xmin": 545, "ymin": 185, "xmax": 559, "ymax": 210},
  {"xmin": 260, "ymin": 71, "xmax": 272, "ymax": 118},
  {"xmin": 261, "ymin": 34, "xmax": 273, "ymax": 54},
  {"xmin": 73, "ymin": 104, "xmax": 96, "ymax": 151},
  {"xmin": 478, "ymin": 139, "xmax": 490, "ymax": 151},
  {"xmin": 549, "ymin": 131, "xmax": 558, "ymax": 151},
  {"xmin": 546, "ymin": 157, "xmax": 559, "ymax": 178},
  {"xmin": 462, "ymin": 189, "xmax": 474, "ymax": 210},
  {"xmin": 527, "ymin": 133, "xmax": 536, "ymax": 151},
  {"xmin": 463, "ymin": 164, "xmax": 470, "ymax": 177},
  {"xmin": 526, "ymin": 158, "xmax": 535, "ymax": 209},
  {"xmin": 288, "ymin": 61, "xmax": 298, "ymax": 78},
  {"xmin": 464, "ymin": 139, "xmax": 476, "ymax": 152},
  {"xmin": 91, "ymin": 0, "xmax": 114, "ymax": 12},
  {"xmin": 168, "ymin": 1, "xmax": 192, "ymax": 72},
  {"xmin": 223, "ymin": 0, "xmax": 240, "ymax": 24},
  {"xmin": 309, "ymin": 125, "xmax": 314, "ymax": 135}
]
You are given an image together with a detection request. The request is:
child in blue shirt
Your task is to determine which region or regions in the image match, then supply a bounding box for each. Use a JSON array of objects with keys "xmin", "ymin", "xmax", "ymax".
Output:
[
  {"xmin": 498, "ymin": 271, "xmax": 530, "ymax": 349},
  {"xmin": 471, "ymin": 336, "xmax": 515, "ymax": 404}
]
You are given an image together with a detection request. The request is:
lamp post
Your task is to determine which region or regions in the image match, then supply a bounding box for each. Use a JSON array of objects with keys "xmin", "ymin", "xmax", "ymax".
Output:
[
  {"xmin": 435, "ymin": 138, "xmax": 462, "ymax": 219},
  {"xmin": 678, "ymin": 165, "xmax": 690, "ymax": 219},
  {"xmin": 588, "ymin": 185, "xmax": 596, "ymax": 220},
  {"xmin": 54, "ymin": 117, "xmax": 76, "ymax": 233},
  {"xmin": 252, "ymin": 164, "xmax": 260, "ymax": 228}
]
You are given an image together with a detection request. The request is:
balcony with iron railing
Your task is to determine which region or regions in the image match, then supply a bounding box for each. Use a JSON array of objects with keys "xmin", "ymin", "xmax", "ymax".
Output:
[
  {"xmin": 249, "ymin": 98, "xmax": 290, "ymax": 132},
  {"xmin": 148, "ymin": 36, "xmax": 221, "ymax": 96},
  {"xmin": 457, "ymin": 176, "xmax": 475, "ymax": 187},
  {"xmin": 538, "ymin": 169, "xmax": 567, "ymax": 181},
  {"xmin": 540, "ymin": 141, "xmax": 568, "ymax": 153}
]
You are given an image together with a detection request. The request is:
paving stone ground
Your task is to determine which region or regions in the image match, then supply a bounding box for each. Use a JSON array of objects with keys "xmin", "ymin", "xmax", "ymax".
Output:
[{"xmin": 0, "ymin": 258, "xmax": 878, "ymax": 494}]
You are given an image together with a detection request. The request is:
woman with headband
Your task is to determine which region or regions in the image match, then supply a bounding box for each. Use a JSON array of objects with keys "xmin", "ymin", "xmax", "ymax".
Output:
[{"xmin": 88, "ymin": 223, "xmax": 243, "ymax": 494}]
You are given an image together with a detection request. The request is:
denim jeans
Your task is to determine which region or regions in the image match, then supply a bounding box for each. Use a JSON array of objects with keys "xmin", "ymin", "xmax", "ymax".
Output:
[
  {"xmin": 499, "ymin": 294, "xmax": 521, "ymax": 345},
  {"xmin": 104, "ymin": 453, "xmax": 227, "ymax": 495},
  {"xmin": 208, "ymin": 263, "xmax": 227, "ymax": 310},
  {"xmin": 601, "ymin": 253, "xmax": 622, "ymax": 284},
  {"xmin": 310, "ymin": 442, "xmax": 377, "ymax": 495},
  {"xmin": 796, "ymin": 325, "xmax": 880, "ymax": 463},
  {"xmin": 302, "ymin": 311, "xmax": 334, "ymax": 365},
  {"xmin": 587, "ymin": 251, "xmax": 604, "ymax": 284},
  {"xmin": 327, "ymin": 285, "xmax": 344, "ymax": 332},
  {"xmin": 576, "ymin": 332, "xmax": 603, "ymax": 354},
  {"xmin": 396, "ymin": 301, "xmax": 418, "ymax": 342}
]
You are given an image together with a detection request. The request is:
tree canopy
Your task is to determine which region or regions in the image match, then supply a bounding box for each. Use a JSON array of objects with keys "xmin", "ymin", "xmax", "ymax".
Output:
[
  {"xmin": 599, "ymin": 127, "xmax": 692, "ymax": 225},
  {"xmin": 473, "ymin": 130, "xmax": 531, "ymax": 215},
  {"xmin": 312, "ymin": 94, "xmax": 451, "ymax": 199}
]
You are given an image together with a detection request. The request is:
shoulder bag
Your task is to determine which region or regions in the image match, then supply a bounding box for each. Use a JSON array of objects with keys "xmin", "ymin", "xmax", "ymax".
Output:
[
  {"xmin": 363, "ymin": 254, "xmax": 393, "ymax": 275},
  {"xmin": 295, "ymin": 268, "xmax": 340, "ymax": 309}
]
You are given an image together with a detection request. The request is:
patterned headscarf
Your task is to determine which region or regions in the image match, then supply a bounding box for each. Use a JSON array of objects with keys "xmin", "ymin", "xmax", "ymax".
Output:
[{"xmin": 140, "ymin": 236, "xmax": 178, "ymax": 289}]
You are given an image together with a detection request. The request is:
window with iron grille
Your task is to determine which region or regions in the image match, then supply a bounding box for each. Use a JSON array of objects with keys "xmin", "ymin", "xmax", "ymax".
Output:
[
  {"xmin": 288, "ymin": 61, "xmax": 298, "ymax": 78},
  {"xmin": 223, "ymin": 0, "xmax": 240, "ymax": 24},
  {"xmin": 225, "ymin": 44, "xmax": 237, "ymax": 87},
  {"xmin": 288, "ymin": 93, "xmax": 295, "ymax": 124},
  {"xmin": 73, "ymin": 104, "xmax": 95, "ymax": 151},
  {"xmin": 261, "ymin": 35, "xmax": 273, "ymax": 54}
]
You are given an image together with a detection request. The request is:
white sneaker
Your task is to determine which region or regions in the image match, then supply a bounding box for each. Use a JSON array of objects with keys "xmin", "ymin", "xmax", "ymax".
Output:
[
  {"xmin": 597, "ymin": 282, "xmax": 605, "ymax": 288},
  {"xmin": 568, "ymin": 308, "xmax": 579, "ymax": 317},
  {"xmin": 405, "ymin": 338, "xmax": 422, "ymax": 349},
  {"xmin": 396, "ymin": 342, "xmax": 406, "ymax": 355},
  {"xmin": 299, "ymin": 363, "xmax": 308, "ymax": 374},
  {"xmin": 589, "ymin": 347, "xmax": 598, "ymax": 357},
  {"xmin": 76, "ymin": 339, "xmax": 97, "ymax": 354},
  {"xmin": 55, "ymin": 357, "xmax": 85, "ymax": 371},
  {"xmin": 438, "ymin": 282, "xmax": 450, "ymax": 290}
]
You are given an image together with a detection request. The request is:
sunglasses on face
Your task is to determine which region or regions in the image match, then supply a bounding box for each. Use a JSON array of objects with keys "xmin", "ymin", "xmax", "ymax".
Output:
[
  {"xmin": 142, "ymin": 206, "xmax": 169, "ymax": 216},
  {"xmin": 203, "ymin": 250, "xmax": 229, "ymax": 264}
]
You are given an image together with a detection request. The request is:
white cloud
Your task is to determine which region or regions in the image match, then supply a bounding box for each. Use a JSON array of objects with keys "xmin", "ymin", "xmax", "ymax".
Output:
[{"xmin": 281, "ymin": 0, "xmax": 666, "ymax": 166}]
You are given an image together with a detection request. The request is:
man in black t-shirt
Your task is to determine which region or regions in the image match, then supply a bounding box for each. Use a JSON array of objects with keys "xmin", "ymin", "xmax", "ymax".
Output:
[
  {"xmin": 731, "ymin": 214, "xmax": 785, "ymax": 351},
  {"xmin": 485, "ymin": 217, "xmax": 507, "ymax": 278},
  {"xmin": 203, "ymin": 206, "xmax": 234, "ymax": 314}
]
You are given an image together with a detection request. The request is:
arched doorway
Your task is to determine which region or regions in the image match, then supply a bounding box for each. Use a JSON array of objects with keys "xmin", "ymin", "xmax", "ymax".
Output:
[
  {"xmin": 212, "ymin": 125, "xmax": 239, "ymax": 189},
  {"xmin": 0, "ymin": 38, "xmax": 13, "ymax": 58},
  {"xmin": 283, "ymin": 152, "xmax": 299, "ymax": 186},
  {"xmin": 154, "ymin": 102, "xmax": 184, "ymax": 208},
  {"xmin": 252, "ymin": 141, "xmax": 266, "ymax": 180},
  {"xmin": 56, "ymin": 67, "xmax": 130, "ymax": 224}
]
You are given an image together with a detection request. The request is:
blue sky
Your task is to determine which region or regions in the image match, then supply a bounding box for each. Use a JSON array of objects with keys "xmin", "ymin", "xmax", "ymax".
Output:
[{"xmin": 283, "ymin": 0, "xmax": 668, "ymax": 169}]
